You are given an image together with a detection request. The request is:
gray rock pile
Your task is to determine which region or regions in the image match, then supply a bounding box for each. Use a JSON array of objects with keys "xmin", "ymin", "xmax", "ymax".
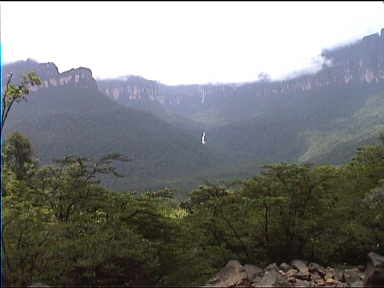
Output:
[{"xmin": 206, "ymin": 252, "xmax": 384, "ymax": 287}]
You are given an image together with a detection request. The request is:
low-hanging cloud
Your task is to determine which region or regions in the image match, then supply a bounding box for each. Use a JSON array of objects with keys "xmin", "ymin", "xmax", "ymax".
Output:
[{"xmin": 276, "ymin": 54, "xmax": 335, "ymax": 81}]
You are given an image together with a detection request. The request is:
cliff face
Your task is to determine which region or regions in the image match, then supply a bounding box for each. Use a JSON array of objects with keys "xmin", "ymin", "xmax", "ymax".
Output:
[
  {"xmin": 97, "ymin": 76, "xmax": 160, "ymax": 102},
  {"xmin": 4, "ymin": 29, "xmax": 384, "ymax": 129},
  {"xmin": 96, "ymin": 29, "xmax": 384, "ymax": 123},
  {"xmin": 3, "ymin": 59, "xmax": 97, "ymax": 91}
]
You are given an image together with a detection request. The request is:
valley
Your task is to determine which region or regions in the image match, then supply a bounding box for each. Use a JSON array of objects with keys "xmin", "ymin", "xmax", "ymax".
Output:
[{"xmin": 4, "ymin": 29, "xmax": 384, "ymax": 192}]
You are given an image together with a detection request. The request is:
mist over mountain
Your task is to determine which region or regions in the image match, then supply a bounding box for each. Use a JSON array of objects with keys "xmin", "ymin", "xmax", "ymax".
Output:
[
  {"xmin": 3, "ymin": 28, "xmax": 384, "ymax": 191},
  {"xmin": 97, "ymin": 29, "xmax": 384, "ymax": 162}
]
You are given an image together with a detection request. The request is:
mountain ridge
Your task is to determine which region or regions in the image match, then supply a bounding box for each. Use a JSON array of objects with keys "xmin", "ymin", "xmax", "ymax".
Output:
[{"xmin": 3, "ymin": 28, "xmax": 384, "ymax": 192}]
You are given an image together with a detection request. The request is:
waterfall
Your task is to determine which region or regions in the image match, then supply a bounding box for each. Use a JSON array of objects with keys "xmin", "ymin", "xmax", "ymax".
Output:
[
  {"xmin": 200, "ymin": 87, "xmax": 206, "ymax": 104},
  {"xmin": 201, "ymin": 131, "xmax": 207, "ymax": 144}
]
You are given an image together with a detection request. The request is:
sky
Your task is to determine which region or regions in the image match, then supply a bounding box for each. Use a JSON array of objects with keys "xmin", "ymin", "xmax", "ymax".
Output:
[{"xmin": 1, "ymin": 1, "xmax": 384, "ymax": 85}]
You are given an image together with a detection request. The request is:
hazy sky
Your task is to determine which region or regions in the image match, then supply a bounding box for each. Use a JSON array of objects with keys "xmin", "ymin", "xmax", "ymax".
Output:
[{"xmin": 1, "ymin": 1, "xmax": 384, "ymax": 85}]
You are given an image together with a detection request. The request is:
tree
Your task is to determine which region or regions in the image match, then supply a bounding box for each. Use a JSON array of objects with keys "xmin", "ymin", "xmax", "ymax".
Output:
[
  {"xmin": 29, "ymin": 154, "xmax": 130, "ymax": 223},
  {"xmin": 240, "ymin": 163, "xmax": 340, "ymax": 263},
  {"xmin": 1, "ymin": 72, "xmax": 41, "ymax": 135},
  {"xmin": 1, "ymin": 72, "xmax": 41, "ymax": 286},
  {"xmin": 4, "ymin": 132, "xmax": 36, "ymax": 180}
]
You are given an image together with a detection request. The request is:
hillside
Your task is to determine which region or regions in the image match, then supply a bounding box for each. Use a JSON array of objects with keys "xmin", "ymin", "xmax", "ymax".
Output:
[
  {"xmin": 3, "ymin": 29, "xmax": 384, "ymax": 192},
  {"xmin": 207, "ymin": 80, "xmax": 384, "ymax": 163},
  {"xmin": 3, "ymin": 64, "xmax": 232, "ymax": 192},
  {"xmin": 98, "ymin": 30, "xmax": 384, "ymax": 127},
  {"xmin": 97, "ymin": 29, "xmax": 384, "ymax": 166},
  {"xmin": 299, "ymin": 89, "xmax": 384, "ymax": 164}
]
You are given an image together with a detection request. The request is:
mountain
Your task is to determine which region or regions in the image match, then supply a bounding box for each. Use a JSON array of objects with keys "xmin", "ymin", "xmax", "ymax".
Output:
[
  {"xmin": 3, "ymin": 28, "xmax": 384, "ymax": 192},
  {"xmin": 3, "ymin": 61, "xmax": 233, "ymax": 192},
  {"xmin": 97, "ymin": 29, "xmax": 384, "ymax": 128},
  {"xmin": 97, "ymin": 76, "xmax": 205, "ymax": 133},
  {"xmin": 298, "ymin": 89, "xmax": 384, "ymax": 165},
  {"xmin": 97, "ymin": 29, "xmax": 384, "ymax": 165}
]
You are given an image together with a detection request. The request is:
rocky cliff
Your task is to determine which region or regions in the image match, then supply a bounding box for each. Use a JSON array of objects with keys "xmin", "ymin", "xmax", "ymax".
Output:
[
  {"xmin": 96, "ymin": 29, "xmax": 384, "ymax": 120},
  {"xmin": 6, "ymin": 29, "xmax": 383, "ymax": 126},
  {"xmin": 3, "ymin": 59, "xmax": 97, "ymax": 91}
]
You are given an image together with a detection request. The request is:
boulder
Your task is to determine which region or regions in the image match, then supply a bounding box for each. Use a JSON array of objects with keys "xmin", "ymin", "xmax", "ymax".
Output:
[
  {"xmin": 256, "ymin": 268, "xmax": 289, "ymax": 287},
  {"xmin": 324, "ymin": 267, "xmax": 337, "ymax": 281},
  {"xmin": 290, "ymin": 259, "xmax": 311, "ymax": 281},
  {"xmin": 308, "ymin": 262, "xmax": 325, "ymax": 275},
  {"xmin": 286, "ymin": 268, "xmax": 299, "ymax": 278},
  {"xmin": 334, "ymin": 268, "xmax": 344, "ymax": 282},
  {"xmin": 350, "ymin": 280, "xmax": 364, "ymax": 287},
  {"xmin": 363, "ymin": 251, "xmax": 384, "ymax": 287},
  {"xmin": 325, "ymin": 278, "xmax": 338, "ymax": 285},
  {"xmin": 311, "ymin": 271, "xmax": 323, "ymax": 283},
  {"xmin": 343, "ymin": 268, "xmax": 362, "ymax": 285},
  {"xmin": 265, "ymin": 262, "xmax": 279, "ymax": 272},
  {"xmin": 279, "ymin": 262, "xmax": 292, "ymax": 272},
  {"xmin": 206, "ymin": 260, "xmax": 247, "ymax": 287},
  {"xmin": 243, "ymin": 264, "xmax": 264, "ymax": 281},
  {"xmin": 206, "ymin": 254, "xmax": 384, "ymax": 288},
  {"xmin": 290, "ymin": 259, "xmax": 309, "ymax": 274},
  {"xmin": 293, "ymin": 278, "xmax": 311, "ymax": 287},
  {"xmin": 313, "ymin": 278, "xmax": 326, "ymax": 286},
  {"xmin": 28, "ymin": 284, "xmax": 50, "ymax": 288}
]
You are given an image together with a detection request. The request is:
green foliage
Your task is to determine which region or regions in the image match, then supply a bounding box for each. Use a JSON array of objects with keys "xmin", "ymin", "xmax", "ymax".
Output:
[
  {"xmin": 2, "ymin": 72, "xmax": 41, "ymax": 134},
  {"xmin": 5, "ymin": 132, "xmax": 384, "ymax": 285},
  {"xmin": 4, "ymin": 132, "xmax": 36, "ymax": 180},
  {"xmin": 4, "ymin": 69, "xmax": 384, "ymax": 286},
  {"xmin": 300, "ymin": 90, "xmax": 384, "ymax": 165},
  {"xmin": 236, "ymin": 163, "xmax": 340, "ymax": 263}
]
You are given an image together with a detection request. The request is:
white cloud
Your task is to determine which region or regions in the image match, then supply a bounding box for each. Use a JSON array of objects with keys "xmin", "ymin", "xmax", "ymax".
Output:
[{"xmin": 1, "ymin": 1, "xmax": 383, "ymax": 85}]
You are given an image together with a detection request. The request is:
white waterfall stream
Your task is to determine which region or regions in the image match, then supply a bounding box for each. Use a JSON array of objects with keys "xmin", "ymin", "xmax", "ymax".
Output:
[{"xmin": 201, "ymin": 131, "xmax": 207, "ymax": 144}]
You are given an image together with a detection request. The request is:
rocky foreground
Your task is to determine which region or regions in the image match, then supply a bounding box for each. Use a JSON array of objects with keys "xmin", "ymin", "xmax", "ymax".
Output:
[
  {"xmin": 205, "ymin": 252, "xmax": 384, "ymax": 288},
  {"xmin": 27, "ymin": 252, "xmax": 384, "ymax": 287}
]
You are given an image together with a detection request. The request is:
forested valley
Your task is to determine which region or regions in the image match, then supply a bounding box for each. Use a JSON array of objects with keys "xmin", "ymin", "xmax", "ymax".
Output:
[
  {"xmin": 2, "ymin": 72, "xmax": 384, "ymax": 287},
  {"xmin": 2, "ymin": 28, "xmax": 384, "ymax": 287}
]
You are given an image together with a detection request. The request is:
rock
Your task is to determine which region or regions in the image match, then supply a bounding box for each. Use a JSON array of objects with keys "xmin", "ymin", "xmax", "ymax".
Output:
[
  {"xmin": 244, "ymin": 264, "xmax": 264, "ymax": 281},
  {"xmin": 290, "ymin": 259, "xmax": 311, "ymax": 282},
  {"xmin": 293, "ymin": 278, "xmax": 311, "ymax": 287},
  {"xmin": 334, "ymin": 268, "xmax": 344, "ymax": 282},
  {"xmin": 325, "ymin": 278, "xmax": 337, "ymax": 285},
  {"xmin": 206, "ymin": 260, "xmax": 247, "ymax": 287},
  {"xmin": 308, "ymin": 262, "xmax": 325, "ymax": 275},
  {"xmin": 257, "ymin": 269, "xmax": 279, "ymax": 286},
  {"xmin": 295, "ymin": 271, "xmax": 311, "ymax": 281},
  {"xmin": 325, "ymin": 267, "xmax": 337, "ymax": 281},
  {"xmin": 265, "ymin": 262, "xmax": 279, "ymax": 272},
  {"xmin": 206, "ymin": 255, "xmax": 384, "ymax": 287},
  {"xmin": 363, "ymin": 252, "xmax": 384, "ymax": 288},
  {"xmin": 311, "ymin": 271, "xmax": 323, "ymax": 282},
  {"xmin": 350, "ymin": 280, "xmax": 364, "ymax": 287},
  {"xmin": 287, "ymin": 276, "xmax": 297, "ymax": 283},
  {"xmin": 290, "ymin": 259, "xmax": 309, "ymax": 274},
  {"xmin": 257, "ymin": 269, "xmax": 289, "ymax": 287},
  {"xmin": 336, "ymin": 281, "xmax": 347, "ymax": 288},
  {"xmin": 276, "ymin": 277, "xmax": 293, "ymax": 288},
  {"xmin": 314, "ymin": 278, "xmax": 325, "ymax": 286},
  {"xmin": 343, "ymin": 268, "xmax": 362, "ymax": 285},
  {"xmin": 280, "ymin": 262, "xmax": 292, "ymax": 272},
  {"xmin": 250, "ymin": 275, "xmax": 262, "ymax": 285},
  {"xmin": 286, "ymin": 269, "xmax": 299, "ymax": 278},
  {"xmin": 28, "ymin": 284, "xmax": 50, "ymax": 288}
]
